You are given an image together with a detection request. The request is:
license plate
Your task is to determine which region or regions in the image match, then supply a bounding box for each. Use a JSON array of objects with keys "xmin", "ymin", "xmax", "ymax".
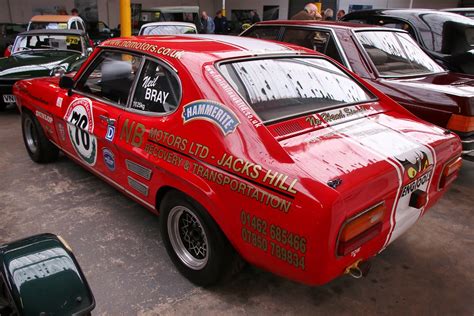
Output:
[{"xmin": 3, "ymin": 95, "xmax": 16, "ymax": 103}]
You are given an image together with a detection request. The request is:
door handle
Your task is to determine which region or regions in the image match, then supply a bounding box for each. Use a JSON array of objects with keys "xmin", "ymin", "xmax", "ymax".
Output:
[{"xmin": 99, "ymin": 115, "xmax": 116, "ymax": 126}]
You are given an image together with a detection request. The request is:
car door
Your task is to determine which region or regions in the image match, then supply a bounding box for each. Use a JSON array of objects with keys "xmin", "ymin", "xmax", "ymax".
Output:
[
  {"xmin": 58, "ymin": 50, "xmax": 141, "ymax": 179},
  {"xmin": 281, "ymin": 27, "xmax": 347, "ymax": 66},
  {"xmin": 113, "ymin": 57, "xmax": 182, "ymax": 206}
]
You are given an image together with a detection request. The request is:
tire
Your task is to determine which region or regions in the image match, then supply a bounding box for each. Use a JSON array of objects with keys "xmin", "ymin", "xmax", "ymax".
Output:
[
  {"xmin": 21, "ymin": 110, "xmax": 59, "ymax": 163},
  {"xmin": 159, "ymin": 190, "xmax": 242, "ymax": 286}
]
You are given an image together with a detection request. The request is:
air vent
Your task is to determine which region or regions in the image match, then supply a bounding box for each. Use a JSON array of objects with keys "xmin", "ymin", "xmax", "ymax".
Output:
[
  {"xmin": 128, "ymin": 176, "xmax": 149, "ymax": 196},
  {"xmin": 126, "ymin": 159, "xmax": 152, "ymax": 180},
  {"xmin": 272, "ymin": 121, "xmax": 306, "ymax": 136}
]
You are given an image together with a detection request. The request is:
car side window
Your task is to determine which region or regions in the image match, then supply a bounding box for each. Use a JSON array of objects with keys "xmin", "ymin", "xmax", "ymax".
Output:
[
  {"xmin": 75, "ymin": 51, "xmax": 140, "ymax": 106},
  {"xmin": 377, "ymin": 18, "xmax": 416, "ymax": 38},
  {"xmin": 282, "ymin": 28, "xmax": 344, "ymax": 64},
  {"xmin": 244, "ymin": 27, "xmax": 281, "ymax": 40},
  {"xmin": 131, "ymin": 59, "xmax": 181, "ymax": 114}
]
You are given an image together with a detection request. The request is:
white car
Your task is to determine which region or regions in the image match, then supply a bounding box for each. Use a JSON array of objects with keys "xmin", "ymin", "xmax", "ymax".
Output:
[
  {"xmin": 138, "ymin": 22, "xmax": 197, "ymax": 35},
  {"xmin": 28, "ymin": 15, "xmax": 86, "ymax": 32}
]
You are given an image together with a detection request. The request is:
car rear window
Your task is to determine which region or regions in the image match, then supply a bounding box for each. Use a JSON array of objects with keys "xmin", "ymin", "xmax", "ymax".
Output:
[
  {"xmin": 356, "ymin": 31, "xmax": 445, "ymax": 76},
  {"xmin": 219, "ymin": 57, "xmax": 375, "ymax": 123}
]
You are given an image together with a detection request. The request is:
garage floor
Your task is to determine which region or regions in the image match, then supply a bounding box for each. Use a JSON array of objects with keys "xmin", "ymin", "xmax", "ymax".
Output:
[{"xmin": 1, "ymin": 106, "xmax": 473, "ymax": 315}]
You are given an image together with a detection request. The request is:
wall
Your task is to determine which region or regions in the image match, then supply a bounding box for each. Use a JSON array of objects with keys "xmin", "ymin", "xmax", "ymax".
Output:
[
  {"xmin": 0, "ymin": 0, "xmax": 463, "ymax": 24},
  {"xmin": 98, "ymin": 0, "xmax": 215, "ymax": 28},
  {"xmin": 2, "ymin": 0, "xmax": 75, "ymax": 24},
  {"xmin": 212, "ymin": 0, "xmax": 289, "ymax": 20}
]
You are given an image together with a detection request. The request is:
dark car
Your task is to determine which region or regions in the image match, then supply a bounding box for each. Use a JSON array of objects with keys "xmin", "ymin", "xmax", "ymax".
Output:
[
  {"xmin": 87, "ymin": 20, "xmax": 117, "ymax": 45},
  {"xmin": 340, "ymin": 9, "xmax": 474, "ymax": 75},
  {"xmin": 0, "ymin": 29, "xmax": 92, "ymax": 111},
  {"xmin": 0, "ymin": 23, "xmax": 27, "ymax": 54},
  {"xmin": 241, "ymin": 21, "xmax": 474, "ymax": 159},
  {"xmin": 442, "ymin": 8, "xmax": 474, "ymax": 19},
  {"xmin": 0, "ymin": 234, "xmax": 95, "ymax": 315}
]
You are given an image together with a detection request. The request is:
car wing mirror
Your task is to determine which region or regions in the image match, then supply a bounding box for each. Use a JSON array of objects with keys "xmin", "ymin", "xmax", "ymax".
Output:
[
  {"xmin": 0, "ymin": 234, "xmax": 95, "ymax": 315},
  {"xmin": 59, "ymin": 75, "xmax": 75, "ymax": 94},
  {"xmin": 86, "ymin": 47, "xmax": 93, "ymax": 56}
]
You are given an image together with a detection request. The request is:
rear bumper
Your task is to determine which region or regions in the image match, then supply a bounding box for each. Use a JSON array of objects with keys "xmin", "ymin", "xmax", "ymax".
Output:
[
  {"xmin": 459, "ymin": 134, "xmax": 474, "ymax": 160},
  {"xmin": 0, "ymin": 80, "xmax": 16, "ymax": 102}
]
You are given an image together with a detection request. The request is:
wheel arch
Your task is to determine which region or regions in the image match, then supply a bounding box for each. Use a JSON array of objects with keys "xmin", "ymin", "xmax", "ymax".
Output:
[{"xmin": 154, "ymin": 182, "xmax": 242, "ymax": 257}]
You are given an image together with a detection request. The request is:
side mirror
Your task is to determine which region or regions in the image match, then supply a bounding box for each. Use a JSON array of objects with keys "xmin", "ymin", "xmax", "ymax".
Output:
[
  {"xmin": 50, "ymin": 65, "xmax": 67, "ymax": 77},
  {"xmin": 86, "ymin": 47, "xmax": 93, "ymax": 55},
  {"xmin": 59, "ymin": 75, "xmax": 75, "ymax": 90},
  {"xmin": 0, "ymin": 234, "xmax": 95, "ymax": 315}
]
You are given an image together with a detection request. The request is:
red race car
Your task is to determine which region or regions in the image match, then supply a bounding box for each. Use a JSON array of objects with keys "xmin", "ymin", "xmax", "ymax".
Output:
[{"xmin": 13, "ymin": 35, "xmax": 462, "ymax": 286}]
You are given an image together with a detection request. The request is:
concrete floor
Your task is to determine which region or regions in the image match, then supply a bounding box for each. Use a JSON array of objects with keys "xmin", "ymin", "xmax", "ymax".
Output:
[{"xmin": 0, "ymin": 105, "xmax": 473, "ymax": 315}]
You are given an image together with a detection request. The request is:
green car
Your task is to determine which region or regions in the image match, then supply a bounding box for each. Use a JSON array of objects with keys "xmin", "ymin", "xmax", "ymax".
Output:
[
  {"xmin": 0, "ymin": 29, "xmax": 92, "ymax": 111},
  {"xmin": 0, "ymin": 234, "xmax": 95, "ymax": 315}
]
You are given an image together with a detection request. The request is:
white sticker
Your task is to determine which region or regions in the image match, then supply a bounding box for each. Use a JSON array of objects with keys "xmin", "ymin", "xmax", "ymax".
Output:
[
  {"xmin": 64, "ymin": 98, "xmax": 97, "ymax": 166},
  {"xmin": 56, "ymin": 97, "xmax": 63, "ymax": 108}
]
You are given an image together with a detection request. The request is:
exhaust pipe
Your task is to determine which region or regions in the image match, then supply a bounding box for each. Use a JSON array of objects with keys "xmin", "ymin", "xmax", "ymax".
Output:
[{"xmin": 344, "ymin": 259, "xmax": 371, "ymax": 279}]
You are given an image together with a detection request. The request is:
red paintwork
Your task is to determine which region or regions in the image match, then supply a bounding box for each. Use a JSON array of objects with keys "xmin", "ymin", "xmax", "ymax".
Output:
[{"xmin": 13, "ymin": 35, "xmax": 462, "ymax": 285}]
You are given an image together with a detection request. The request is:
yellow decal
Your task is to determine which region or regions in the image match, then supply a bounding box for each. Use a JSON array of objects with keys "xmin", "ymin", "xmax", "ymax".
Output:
[
  {"xmin": 120, "ymin": 119, "xmax": 145, "ymax": 147},
  {"xmin": 105, "ymin": 40, "xmax": 185, "ymax": 59},
  {"xmin": 66, "ymin": 36, "xmax": 79, "ymax": 45}
]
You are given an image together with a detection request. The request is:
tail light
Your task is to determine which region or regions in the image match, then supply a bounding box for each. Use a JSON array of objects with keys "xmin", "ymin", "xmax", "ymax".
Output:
[
  {"xmin": 438, "ymin": 156, "xmax": 462, "ymax": 189},
  {"xmin": 446, "ymin": 114, "xmax": 474, "ymax": 133},
  {"xmin": 337, "ymin": 202, "xmax": 385, "ymax": 256}
]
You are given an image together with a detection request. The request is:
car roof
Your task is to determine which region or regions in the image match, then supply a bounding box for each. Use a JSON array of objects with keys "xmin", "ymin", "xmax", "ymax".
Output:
[
  {"xmin": 255, "ymin": 20, "xmax": 385, "ymax": 30},
  {"xmin": 343, "ymin": 8, "xmax": 461, "ymax": 18},
  {"xmin": 30, "ymin": 15, "xmax": 81, "ymax": 23},
  {"xmin": 19, "ymin": 29, "xmax": 86, "ymax": 36},
  {"xmin": 442, "ymin": 7, "xmax": 474, "ymax": 12},
  {"xmin": 101, "ymin": 34, "xmax": 316, "ymax": 66},
  {"xmin": 140, "ymin": 22, "xmax": 197, "ymax": 28}
]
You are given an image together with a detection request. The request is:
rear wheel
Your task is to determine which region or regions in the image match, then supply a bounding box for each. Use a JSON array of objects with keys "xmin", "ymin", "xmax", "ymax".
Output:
[
  {"xmin": 160, "ymin": 190, "xmax": 242, "ymax": 286},
  {"xmin": 21, "ymin": 111, "xmax": 59, "ymax": 163}
]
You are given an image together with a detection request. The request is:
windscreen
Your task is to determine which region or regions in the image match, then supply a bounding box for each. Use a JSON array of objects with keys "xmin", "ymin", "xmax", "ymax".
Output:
[
  {"xmin": 29, "ymin": 22, "xmax": 68, "ymax": 30},
  {"xmin": 12, "ymin": 34, "xmax": 83, "ymax": 53},
  {"xmin": 220, "ymin": 58, "xmax": 374, "ymax": 122},
  {"xmin": 141, "ymin": 25, "xmax": 196, "ymax": 35},
  {"xmin": 357, "ymin": 31, "xmax": 445, "ymax": 76}
]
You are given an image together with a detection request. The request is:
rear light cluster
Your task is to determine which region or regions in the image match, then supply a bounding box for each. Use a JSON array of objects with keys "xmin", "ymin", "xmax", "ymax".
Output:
[
  {"xmin": 439, "ymin": 156, "xmax": 462, "ymax": 190},
  {"xmin": 337, "ymin": 203, "xmax": 386, "ymax": 256},
  {"xmin": 447, "ymin": 114, "xmax": 474, "ymax": 133}
]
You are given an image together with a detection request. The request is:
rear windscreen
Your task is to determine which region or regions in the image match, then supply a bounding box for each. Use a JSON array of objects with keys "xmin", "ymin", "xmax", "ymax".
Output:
[{"xmin": 219, "ymin": 57, "xmax": 375, "ymax": 122}]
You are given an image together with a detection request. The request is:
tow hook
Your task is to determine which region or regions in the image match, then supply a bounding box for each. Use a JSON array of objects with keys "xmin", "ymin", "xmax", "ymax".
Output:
[{"xmin": 344, "ymin": 259, "xmax": 371, "ymax": 279}]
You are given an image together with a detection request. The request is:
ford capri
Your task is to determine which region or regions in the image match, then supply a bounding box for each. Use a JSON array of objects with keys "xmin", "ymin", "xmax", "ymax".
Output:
[
  {"xmin": 242, "ymin": 21, "xmax": 474, "ymax": 160},
  {"xmin": 0, "ymin": 29, "xmax": 92, "ymax": 111},
  {"xmin": 13, "ymin": 35, "xmax": 462, "ymax": 286}
]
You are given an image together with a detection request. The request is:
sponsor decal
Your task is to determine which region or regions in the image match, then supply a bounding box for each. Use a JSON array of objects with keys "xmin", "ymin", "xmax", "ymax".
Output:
[
  {"xmin": 35, "ymin": 110, "xmax": 53, "ymax": 123},
  {"xmin": 56, "ymin": 122, "xmax": 66, "ymax": 141},
  {"xmin": 395, "ymin": 150, "xmax": 434, "ymax": 199},
  {"xmin": 396, "ymin": 151, "xmax": 431, "ymax": 180},
  {"xmin": 305, "ymin": 104, "xmax": 378, "ymax": 128},
  {"xmin": 102, "ymin": 148, "xmax": 115, "ymax": 171},
  {"xmin": 56, "ymin": 96, "xmax": 63, "ymax": 108},
  {"xmin": 205, "ymin": 65, "xmax": 263, "ymax": 128},
  {"xmin": 240, "ymin": 209, "xmax": 307, "ymax": 270},
  {"xmin": 182, "ymin": 100, "xmax": 240, "ymax": 136},
  {"xmin": 64, "ymin": 98, "xmax": 97, "ymax": 166},
  {"xmin": 105, "ymin": 40, "xmax": 184, "ymax": 59},
  {"xmin": 106, "ymin": 125, "xmax": 115, "ymax": 142}
]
